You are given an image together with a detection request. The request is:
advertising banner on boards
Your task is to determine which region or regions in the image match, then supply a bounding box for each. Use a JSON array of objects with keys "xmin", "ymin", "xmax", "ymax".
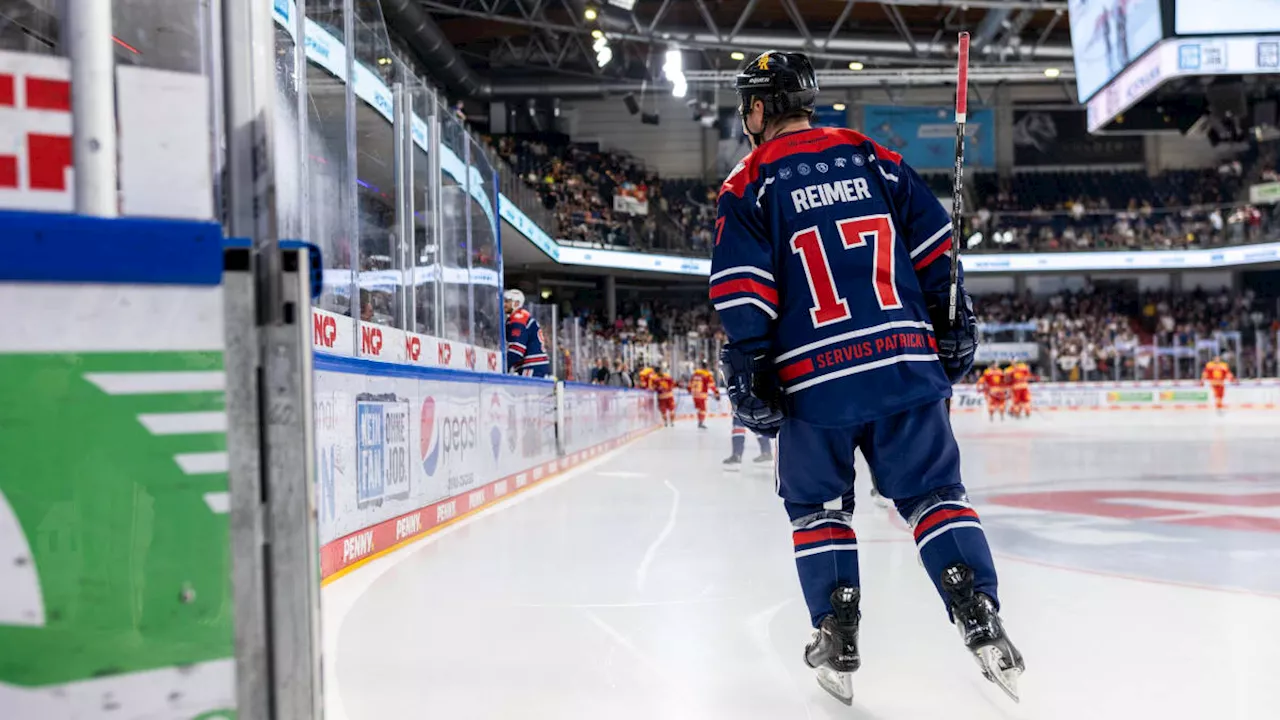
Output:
[{"xmin": 314, "ymin": 365, "xmax": 659, "ymax": 546}]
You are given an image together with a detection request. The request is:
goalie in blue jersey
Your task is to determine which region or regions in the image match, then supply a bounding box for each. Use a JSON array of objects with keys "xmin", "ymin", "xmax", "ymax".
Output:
[{"xmin": 711, "ymin": 51, "xmax": 1023, "ymax": 703}]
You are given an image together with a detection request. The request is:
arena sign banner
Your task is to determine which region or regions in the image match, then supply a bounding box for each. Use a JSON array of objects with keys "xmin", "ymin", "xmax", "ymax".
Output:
[
  {"xmin": 862, "ymin": 105, "xmax": 996, "ymax": 169},
  {"xmin": 1012, "ymin": 109, "xmax": 1144, "ymax": 166}
]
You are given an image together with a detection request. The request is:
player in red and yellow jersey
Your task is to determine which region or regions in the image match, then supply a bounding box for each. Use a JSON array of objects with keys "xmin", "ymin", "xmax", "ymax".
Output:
[
  {"xmin": 1201, "ymin": 356, "xmax": 1236, "ymax": 412},
  {"xmin": 689, "ymin": 360, "xmax": 720, "ymax": 429},
  {"xmin": 976, "ymin": 365, "xmax": 1008, "ymax": 421},
  {"xmin": 636, "ymin": 362, "xmax": 656, "ymax": 391},
  {"xmin": 1006, "ymin": 361, "xmax": 1038, "ymax": 418},
  {"xmin": 652, "ymin": 366, "xmax": 677, "ymax": 426}
]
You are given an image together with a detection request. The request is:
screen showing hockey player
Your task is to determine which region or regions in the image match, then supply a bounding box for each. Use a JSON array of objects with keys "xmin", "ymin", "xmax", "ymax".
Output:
[
  {"xmin": 1175, "ymin": 0, "xmax": 1280, "ymax": 35},
  {"xmin": 1069, "ymin": 0, "xmax": 1164, "ymax": 101}
]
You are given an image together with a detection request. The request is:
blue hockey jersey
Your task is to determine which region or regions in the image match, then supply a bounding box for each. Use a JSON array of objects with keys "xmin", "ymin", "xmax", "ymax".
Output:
[
  {"xmin": 506, "ymin": 308, "xmax": 550, "ymax": 377},
  {"xmin": 710, "ymin": 126, "xmax": 961, "ymax": 427}
]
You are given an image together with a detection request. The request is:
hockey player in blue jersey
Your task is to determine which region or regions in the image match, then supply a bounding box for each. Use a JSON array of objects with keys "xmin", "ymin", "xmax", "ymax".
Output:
[
  {"xmin": 722, "ymin": 415, "xmax": 773, "ymax": 467},
  {"xmin": 712, "ymin": 51, "xmax": 1023, "ymax": 703},
  {"xmin": 505, "ymin": 289, "xmax": 550, "ymax": 377}
]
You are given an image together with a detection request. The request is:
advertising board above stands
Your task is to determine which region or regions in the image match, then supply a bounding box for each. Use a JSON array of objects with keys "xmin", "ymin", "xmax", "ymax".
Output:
[{"xmin": 1087, "ymin": 33, "xmax": 1280, "ymax": 133}]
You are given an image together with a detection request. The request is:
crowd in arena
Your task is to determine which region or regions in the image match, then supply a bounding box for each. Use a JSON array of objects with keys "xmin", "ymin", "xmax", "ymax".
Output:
[
  {"xmin": 487, "ymin": 130, "xmax": 1280, "ymax": 257},
  {"xmin": 972, "ymin": 286, "xmax": 1279, "ymax": 381},
  {"xmin": 966, "ymin": 167, "xmax": 1277, "ymax": 252},
  {"xmin": 488, "ymin": 135, "xmax": 662, "ymax": 249},
  {"xmin": 542, "ymin": 286, "xmax": 1278, "ymax": 384}
]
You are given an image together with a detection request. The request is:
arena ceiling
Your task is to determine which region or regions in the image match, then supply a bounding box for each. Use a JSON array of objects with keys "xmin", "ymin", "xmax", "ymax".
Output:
[{"xmin": 389, "ymin": 0, "xmax": 1078, "ymax": 97}]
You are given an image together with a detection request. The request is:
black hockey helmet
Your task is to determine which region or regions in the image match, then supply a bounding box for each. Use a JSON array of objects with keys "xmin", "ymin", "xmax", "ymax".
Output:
[{"xmin": 735, "ymin": 51, "xmax": 819, "ymax": 145}]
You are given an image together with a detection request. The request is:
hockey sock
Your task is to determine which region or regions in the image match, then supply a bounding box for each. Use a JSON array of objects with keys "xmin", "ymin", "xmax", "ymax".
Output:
[
  {"xmin": 757, "ymin": 434, "xmax": 772, "ymax": 456},
  {"xmin": 786, "ymin": 501, "xmax": 859, "ymax": 628},
  {"xmin": 895, "ymin": 484, "xmax": 998, "ymax": 615},
  {"xmin": 698, "ymin": 411, "xmax": 707, "ymax": 424},
  {"xmin": 731, "ymin": 428, "xmax": 746, "ymax": 457}
]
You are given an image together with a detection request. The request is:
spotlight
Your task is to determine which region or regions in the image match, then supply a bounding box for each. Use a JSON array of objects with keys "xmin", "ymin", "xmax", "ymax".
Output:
[
  {"xmin": 584, "ymin": 6, "xmax": 598, "ymax": 21},
  {"xmin": 730, "ymin": 51, "xmax": 745, "ymax": 61},
  {"xmin": 833, "ymin": 103, "xmax": 847, "ymax": 111},
  {"xmin": 848, "ymin": 61, "xmax": 864, "ymax": 71},
  {"xmin": 591, "ymin": 29, "xmax": 604, "ymax": 39},
  {"xmin": 1043, "ymin": 67, "xmax": 1061, "ymax": 78},
  {"xmin": 664, "ymin": 48, "xmax": 686, "ymax": 98}
]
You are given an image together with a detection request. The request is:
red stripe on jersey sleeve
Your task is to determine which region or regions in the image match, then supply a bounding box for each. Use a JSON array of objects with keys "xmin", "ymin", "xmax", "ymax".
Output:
[
  {"xmin": 912, "ymin": 238, "xmax": 952, "ymax": 271},
  {"xmin": 709, "ymin": 278, "xmax": 778, "ymax": 305},
  {"xmin": 778, "ymin": 358, "xmax": 815, "ymax": 382}
]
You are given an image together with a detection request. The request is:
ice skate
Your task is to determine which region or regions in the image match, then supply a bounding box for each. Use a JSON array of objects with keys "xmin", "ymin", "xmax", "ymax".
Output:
[
  {"xmin": 941, "ymin": 564, "xmax": 1024, "ymax": 702},
  {"xmin": 722, "ymin": 454, "xmax": 742, "ymax": 469},
  {"xmin": 803, "ymin": 587, "xmax": 860, "ymax": 705},
  {"xmin": 752, "ymin": 452, "xmax": 773, "ymax": 463}
]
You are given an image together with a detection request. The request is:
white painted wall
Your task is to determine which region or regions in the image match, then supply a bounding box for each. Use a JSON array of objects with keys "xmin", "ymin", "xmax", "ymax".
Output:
[
  {"xmin": 561, "ymin": 93, "xmax": 707, "ymax": 178},
  {"xmin": 1181, "ymin": 270, "xmax": 1234, "ymax": 291},
  {"xmin": 965, "ymin": 275, "xmax": 1017, "ymax": 295},
  {"xmin": 1098, "ymin": 273, "xmax": 1172, "ymax": 291},
  {"xmin": 1148, "ymin": 133, "xmax": 1249, "ymax": 171},
  {"xmin": 1026, "ymin": 275, "xmax": 1089, "ymax": 295}
]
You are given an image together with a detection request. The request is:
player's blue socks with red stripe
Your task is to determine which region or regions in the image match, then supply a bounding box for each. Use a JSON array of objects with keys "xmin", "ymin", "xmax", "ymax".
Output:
[
  {"xmin": 899, "ymin": 485, "xmax": 999, "ymax": 613},
  {"xmin": 786, "ymin": 504, "xmax": 859, "ymax": 627},
  {"xmin": 731, "ymin": 427, "xmax": 746, "ymax": 457}
]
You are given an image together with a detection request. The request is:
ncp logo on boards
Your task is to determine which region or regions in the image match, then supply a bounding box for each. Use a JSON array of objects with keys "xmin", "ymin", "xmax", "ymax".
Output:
[
  {"xmin": 313, "ymin": 313, "xmax": 337, "ymax": 348},
  {"xmin": 419, "ymin": 396, "xmax": 477, "ymax": 476},
  {"xmin": 361, "ymin": 326, "xmax": 383, "ymax": 355}
]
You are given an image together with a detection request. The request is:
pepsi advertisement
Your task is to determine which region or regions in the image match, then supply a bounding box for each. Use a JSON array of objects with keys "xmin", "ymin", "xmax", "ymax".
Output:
[{"xmin": 861, "ymin": 105, "xmax": 996, "ymax": 170}]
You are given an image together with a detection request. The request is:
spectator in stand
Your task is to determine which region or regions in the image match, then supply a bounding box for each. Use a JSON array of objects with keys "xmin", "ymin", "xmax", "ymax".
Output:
[
  {"xmin": 591, "ymin": 357, "xmax": 609, "ymax": 385},
  {"xmin": 607, "ymin": 359, "xmax": 633, "ymax": 388}
]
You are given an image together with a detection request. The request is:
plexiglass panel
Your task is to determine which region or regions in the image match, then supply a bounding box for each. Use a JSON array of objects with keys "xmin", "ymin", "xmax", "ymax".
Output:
[{"xmin": 305, "ymin": 3, "xmax": 355, "ymax": 317}]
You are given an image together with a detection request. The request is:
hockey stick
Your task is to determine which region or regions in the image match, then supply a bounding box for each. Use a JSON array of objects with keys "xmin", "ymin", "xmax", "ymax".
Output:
[{"xmin": 947, "ymin": 31, "xmax": 971, "ymax": 325}]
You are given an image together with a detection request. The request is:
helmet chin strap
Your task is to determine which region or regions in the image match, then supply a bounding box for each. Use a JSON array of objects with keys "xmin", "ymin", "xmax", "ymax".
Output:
[{"xmin": 740, "ymin": 109, "xmax": 767, "ymax": 149}]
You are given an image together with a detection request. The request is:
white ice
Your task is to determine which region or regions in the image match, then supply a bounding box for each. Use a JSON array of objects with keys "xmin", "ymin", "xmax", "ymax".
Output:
[{"xmin": 324, "ymin": 410, "xmax": 1280, "ymax": 720}]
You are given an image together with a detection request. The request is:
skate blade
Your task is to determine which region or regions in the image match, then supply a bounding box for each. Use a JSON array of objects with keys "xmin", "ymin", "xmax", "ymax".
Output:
[
  {"xmin": 976, "ymin": 646, "xmax": 1021, "ymax": 703},
  {"xmin": 814, "ymin": 666, "xmax": 854, "ymax": 705}
]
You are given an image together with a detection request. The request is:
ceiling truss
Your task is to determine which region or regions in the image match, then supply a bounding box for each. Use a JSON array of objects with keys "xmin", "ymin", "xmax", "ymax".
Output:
[{"xmin": 421, "ymin": 0, "xmax": 1076, "ymax": 88}]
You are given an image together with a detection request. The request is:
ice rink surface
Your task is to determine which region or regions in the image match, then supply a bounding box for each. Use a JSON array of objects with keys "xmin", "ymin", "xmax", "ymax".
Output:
[{"xmin": 324, "ymin": 409, "xmax": 1280, "ymax": 720}]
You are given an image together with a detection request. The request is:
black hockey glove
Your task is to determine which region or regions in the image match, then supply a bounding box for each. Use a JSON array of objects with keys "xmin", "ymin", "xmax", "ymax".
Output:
[
  {"xmin": 929, "ymin": 294, "xmax": 979, "ymax": 384},
  {"xmin": 720, "ymin": 344, "xmax": 785, "ymax": 437}
]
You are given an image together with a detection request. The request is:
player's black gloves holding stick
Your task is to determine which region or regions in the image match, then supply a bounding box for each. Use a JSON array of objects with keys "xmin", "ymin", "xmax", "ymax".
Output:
[
  {"xmin": 720, "ymin": 344, "xmax": 784, "ymax": 436},
  {"xmin": 930, "ymin": 293, "xmax": 979, "ymax": 384}
]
